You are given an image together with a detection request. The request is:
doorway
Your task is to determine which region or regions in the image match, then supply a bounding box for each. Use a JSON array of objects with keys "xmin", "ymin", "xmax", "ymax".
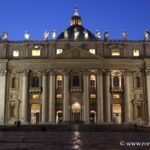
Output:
[
  {"xmin": 112, "ymin": 104, "xmax": 122, "ymax": 124},
  {"xmin": 72, "ymin": 102, "xmax": 81, "ymax": 123},
  {"xmin": 90, "ymin": 110, "xmax": 96, "ymax": 123},
  {"xmin": 56, "ymin": 111, "xmax": 63, "ymax": 124},
  {"xmin": 31, "ymin": 104, "xmax": 40, "ymax": 124}
]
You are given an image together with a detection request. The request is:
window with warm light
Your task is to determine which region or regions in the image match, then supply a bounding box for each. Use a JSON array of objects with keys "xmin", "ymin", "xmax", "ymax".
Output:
[
  {"xmin": 89, "ymin": 49, "xmax": 96, "ymax": 54},
  {"xmin": 13, "ymin": 50, "xmax": 19, "ymax": 57},
  {"xmin": 56, "ymin": 75, "xmax": 63, "ymax": 88},
  {"xmin": 56, "ymin": 49, "xmax": 63, "ymax": 55},
  {"xmin": 90, "ymin": 94, "xmax": 96, "ymax": 99},
  {"xmin": 113, "ymin": 93, "xmax": 120, "ymax": 99},
  {"xmin": 111, "ymin": 48, "xmax": 120, "ymax": 56},
  {"xmin": 32, "ymin": 94, "xmax": 40, "ymax": 100},
  {"xmin": 32, "ymin": 50, "xmax": 41, "ymax": 56},
  {"xmin": 56, "ymin": 94, "xmax": 63, "ymax": 99},
  {"xmin": 90, "ymin": 74, "xmax": 96, "ymax": 88},
  {"xmin": 133, "ymin": 50, "xmax": 140, "ymax": 56}
]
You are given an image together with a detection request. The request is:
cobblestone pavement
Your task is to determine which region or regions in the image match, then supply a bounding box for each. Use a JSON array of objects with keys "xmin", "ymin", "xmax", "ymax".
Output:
[{"xmin": 0, "ymin": 132, "xmax": 150, "ymax": 150}]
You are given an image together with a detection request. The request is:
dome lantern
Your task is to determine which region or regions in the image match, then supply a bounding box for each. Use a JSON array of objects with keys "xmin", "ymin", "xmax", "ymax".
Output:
[{"xmin": 70, "ymin": 8, "xmax": 82, "ymax": 26}]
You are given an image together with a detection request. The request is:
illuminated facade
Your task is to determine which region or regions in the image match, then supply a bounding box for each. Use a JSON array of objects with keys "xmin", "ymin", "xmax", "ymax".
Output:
[{"xmin": 0, "ymin": 8, "xmax": 150, "ymax": 125}]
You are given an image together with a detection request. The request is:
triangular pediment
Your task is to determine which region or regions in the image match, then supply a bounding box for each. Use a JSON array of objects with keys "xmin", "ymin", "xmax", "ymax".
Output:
[{"xmin": 52, "ymin": 47, "xmax": 104, "ymax": 60}]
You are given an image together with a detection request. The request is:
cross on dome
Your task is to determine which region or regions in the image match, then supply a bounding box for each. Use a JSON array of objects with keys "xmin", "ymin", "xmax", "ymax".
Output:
[{"xmin": 74, "ymin": 7, "xmax": 79, "ymax": 16}]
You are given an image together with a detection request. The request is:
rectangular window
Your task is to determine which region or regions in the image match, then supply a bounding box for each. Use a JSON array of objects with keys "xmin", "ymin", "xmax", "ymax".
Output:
[
  {"xmin": 56, "ymin": 94, "xmax": 63, "ymax": 99},
  {"xmin": 56, "ymin": 49, "xmax": 63, "ymax": 55},
  {"xmin": 32, "ymin": 50, "xmax": 41, "ymax": 56},
  {"xmin": 89, "ymin": 49, "xmax": 96, "ymax": 54},
  {"xmin": 113, "ymin": 93, "xmax": 120, "ymax": 99},
  {"xmin": 133, "ymin": 50, "xmax": 140, "ymax": 56},
  {"xmin": 112, "ymin": 49, "xmax": 120, "ymax": 56},
  {"xmin": 90, "ymin": 94, "xmax": 96, "ymax": 99},
  {"xmin": 32, "ymin": 94, "xmax": 40, "ymax": 100},
  {"xmin": 13, "ymin": 50, "xmax": 19, "ymax": 57}
]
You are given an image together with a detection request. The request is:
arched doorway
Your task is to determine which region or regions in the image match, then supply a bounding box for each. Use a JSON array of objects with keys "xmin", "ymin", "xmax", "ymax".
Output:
[
  {"xmin": 90, "ymin": 110, "xmax": 96, "ymax": 123},
  {"xmin": 31, "ymin": 104, "xmax": 40, "ymax": 124},
  {"xmin": 56, "ymin": 111, "xmax": 63, "ymax": 124},
  {"xmin": 112, "ymin": 104, "xmax": 122, "ymax": 124},
  {"xmin": 71, "ymin": 102, "xmax": 81, "ymax": 123}
]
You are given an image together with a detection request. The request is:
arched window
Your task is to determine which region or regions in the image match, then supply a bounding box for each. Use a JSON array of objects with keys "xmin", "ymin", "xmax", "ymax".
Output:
[
  {"xmin": 113, "ymin": 76, "xmax": 119, "ymax": 88},
  {"xmin": 12, "ymin": 77, "xmax": 17, "ymax": 88},
  {"xmin": 73, "ymin": 75, "xmax": 80, "ymax": 86},
  {"xmin": 135, "ymin": 76, "xmax": 140, "ymax": 88},
  {"xmin": 90, "ymin": 74, "xmax": 96, "ymax": 88},
  {"xmin": 32, "ymin": 76, "xmax": 39, "ymax": 87},
  {"xmin": 56, "ymin": 75, "xmax": 62, "ymax": 88}
]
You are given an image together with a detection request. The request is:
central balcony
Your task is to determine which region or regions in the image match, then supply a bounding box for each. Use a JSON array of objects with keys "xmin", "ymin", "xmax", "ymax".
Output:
[
  {"xmin": 70, "ymin": 86, "xmax": 82, "ymax": 92},
  {"xmin": 29, "ymin": 87, "xmax": 42, "ymax": 93}
]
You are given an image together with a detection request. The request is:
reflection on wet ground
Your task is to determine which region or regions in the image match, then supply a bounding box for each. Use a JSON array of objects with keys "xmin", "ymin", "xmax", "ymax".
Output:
[{"xmin": 0, "ymin": 132, "xmax": 150, "ymax": 150}]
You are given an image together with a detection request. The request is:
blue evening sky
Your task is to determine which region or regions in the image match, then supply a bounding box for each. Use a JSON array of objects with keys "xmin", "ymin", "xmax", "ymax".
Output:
[{"xmin": 0, "ymin": 0, "xmax": 149, "ymax": 40}]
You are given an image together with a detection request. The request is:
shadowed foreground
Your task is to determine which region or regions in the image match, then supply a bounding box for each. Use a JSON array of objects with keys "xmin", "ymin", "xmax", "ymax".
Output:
[{"xmin": 0, "ymin": 125, "xmax": 150, "ymax": 150}]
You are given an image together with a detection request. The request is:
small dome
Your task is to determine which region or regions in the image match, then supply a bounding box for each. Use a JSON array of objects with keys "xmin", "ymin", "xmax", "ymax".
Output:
[{"xmin": 57, "ymin": 8, "xmax": 96, "ymax": 40}]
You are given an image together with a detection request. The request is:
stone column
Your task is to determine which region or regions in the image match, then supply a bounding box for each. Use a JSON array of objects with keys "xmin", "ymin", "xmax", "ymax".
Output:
[
  {"xmin": 145, "ymin": 70, "xmax": 150, "ymax": 125},
  {"xmin": 63, "ymin": 70, "xmax": 70, "ymax": 122},
  {"xmin": 97, "ymin": 70, "xmax": 104, "ymax": 124},
  {"xmin": 124, "ymin": 70, "xmax": 131, "ymax": 123},
  {"xmin": 83, "ymin": 70, "xmax": 89, "ymax": 124},
  {"xmin": 41, "ymin": 71, "xmax": 47, "ymax": 123},
  {"xmin": 49, "ymin": 70, "xmax": 55, "ymax": 124},
  {"xmin": 105, "ymin": 71, "xmax": 111, "ymax": 123},
  {"xmin": 0, "ymin": 70, "xmax": 7, "ymax": 125},
  {"xmin": 21, "ymin": 70, "xmax": 29, "ymax": 124}
]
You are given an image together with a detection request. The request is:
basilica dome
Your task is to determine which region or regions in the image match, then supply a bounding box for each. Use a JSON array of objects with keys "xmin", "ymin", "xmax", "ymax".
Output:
[{"xmin": 57, "ymin": 8, "xmax": 96, "ymax": 40}]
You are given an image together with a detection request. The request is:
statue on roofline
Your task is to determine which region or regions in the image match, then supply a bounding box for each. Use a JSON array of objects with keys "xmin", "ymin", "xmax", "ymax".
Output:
[
  {"xmin": 24, "ymin": 31, "xmax": 30, "ymax": 40},
  {"xmin": 145, "ymin": 30, "xmax": 150, "ymax": 41},
  {"xmin": 104, "ymin": 31, "xmax": 109, "ymax": 41},
  {"xmin": 52, "ymin": 30, "xmax": 56, "ymax": 40},
  {"xmin": 96, "ymin": 30, "xmax": 101, "ymax": 39},
  {"xmin": 64, "ymin": 29, "xmax": 68, "ymax": 40},
  {"xmin": 3, "ymin": 32, "xmax": 8, "ymax": 41},
  {"xmin": 44, "ymin": 30, "xmax": 49, "ymax": 41},
  {"xmin": 83, "ymin": 29, "xmax": 89, "ymax": 40},
  {"xmin": 74, "ymin": 27, "xmax": 79, "ymax": 40},
  {"xmin": 122, "ymin": 30, "xmax": 127, "ymax": 40}
]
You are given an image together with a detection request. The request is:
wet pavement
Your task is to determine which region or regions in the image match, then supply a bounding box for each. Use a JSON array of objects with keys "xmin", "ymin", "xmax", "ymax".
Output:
[{"xmin": 0, "ymin": 132, "xmax": 150, "ymax": 150}]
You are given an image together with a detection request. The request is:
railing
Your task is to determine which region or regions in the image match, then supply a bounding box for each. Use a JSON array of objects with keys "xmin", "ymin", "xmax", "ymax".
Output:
[
  {"xmin": 29, "ymin": 87, "xmax": 42, "ymax": 93},
  {"xmin": 70, "ymin": 86, "xmax": 82, "ymax": 92},
  {"xmin": 111, "ymin": 87, "xmax": 123, "ymax": 92}
]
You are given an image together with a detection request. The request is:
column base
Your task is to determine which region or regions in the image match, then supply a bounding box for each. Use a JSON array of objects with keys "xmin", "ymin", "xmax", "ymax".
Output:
[
  {"xmin": 84, "ymin": 121, "xmax": 90, "ymax": 124},
  {"xmin": 97, "ymin": 121, "xmax": 105, "ymax": 125},
  {"xmin": 48, "ymin": 121, "xmax": 56, "ymax": 125}
]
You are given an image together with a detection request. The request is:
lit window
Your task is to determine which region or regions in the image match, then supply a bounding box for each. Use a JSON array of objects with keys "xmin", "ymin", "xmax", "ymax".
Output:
[
  {"xmin": 32, "ymin": 94, "xmax": 40, "ymax": 100},
  {"xmin": 113, "ymin": 93, "xmax": 120, "ymax": 99},
  {"xmin": 89, "ymin": 49, "xmax": 96, "ymax": 54},
  {"xmin": 90, "ymin": 94, "xmax": 96, "ymax": 99},
  {"xmin": 32, "ymin": 50, "xmax": 41, "ymax": 56},
  {"xmin": 56, "ymin": 94, "xmax": 63, "ymax": 99},
  {"xmin": 56, "ymin": 49, "xmax": 63, "ymax": 55},
  {"xmin": 90, "ymin": 74, "xmax": 96, "ymax": 88},
  {"xmin": 56, "ymin": 75, "xmax": 63, "ymax": 88},
  {"xmin": 133, "ymin": 50, "xmax": 140, "ymax": 56},
  {"xmin": 112, "ymin": 48, "xmax": 120, "ymax": 56},
  {"xmin": 34, "ymin": 45, "xmax": 39, "ymax": 49},
  {"xmin": 13, "ymin": 50, "xmax": 19, "ymax": 57}
]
